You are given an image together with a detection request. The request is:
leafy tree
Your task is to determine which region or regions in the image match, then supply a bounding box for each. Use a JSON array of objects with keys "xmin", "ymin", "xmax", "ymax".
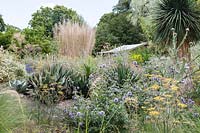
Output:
[
  {"xmin": 153, "ymin": 0, "xmax": 200, "ymax": 59},
  {"xmin": 94, "ymin": 12, "xmax": 147, "ymax": 53},
  {"xmin": 113, "ymin": 0, "xmax": 132, "ymax": 13},
  {"xmin": 29, "ymin": 5, "xmax": 84, "ymax": 37},
  {"xmin": 0, "ymin": 25, "xmax": 20, "ymax": 49},
  {"xmin": 0, "ymin": 15, "xmax": 5, "ymax": 32},
  {"xmin": 23, "ymin": 27, "xmax": 56, "ymax": 53}
]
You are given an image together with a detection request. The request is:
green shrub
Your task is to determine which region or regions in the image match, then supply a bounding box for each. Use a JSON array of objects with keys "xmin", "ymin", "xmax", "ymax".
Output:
[
  {"xmin": 23, "ymin": 28, "xmax": 57, "ymax": 54},
  {"xmin": 0, "ymin": 48, "xmax": 25, "ymax": 83},
  {"xmin": 129, "ymin": 47, "xmax": 153, "ymax": 63},
  {"xmin": 13, "ymin": 63, "xmax": 93, "ymax": 103}
]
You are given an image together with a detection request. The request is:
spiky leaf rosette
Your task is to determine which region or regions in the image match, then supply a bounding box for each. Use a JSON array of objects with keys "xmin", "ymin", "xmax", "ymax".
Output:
[{"xmin": 153, "ymin": 0, "xmax": 200, "ymax": 44}]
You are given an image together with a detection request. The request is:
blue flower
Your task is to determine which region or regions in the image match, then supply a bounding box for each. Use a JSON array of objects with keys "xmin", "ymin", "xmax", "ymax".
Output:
[
  {"xmin": 188, "ymin": 99, "xmax": 195, "ymax": 105},
  {"xmin": 113, "ymin": 98, "xmax": 119, "ymax": 103},
  {"xmin": 181, "ymin": 97, "xmax": 187, "ymax": 104},
  {"xmin": 127, "ymin": 91, "xmax": 133, "ymax": 97},
  {"xmin": 68, "ymin": 112, "xmax": 75, "ymax": 119},
  {"xmin": 63, "ymin": 109, "xmax": 68, "ymax": 113},
  {"xmin": 25, "ymin": 64, "xmax": 34, "ymax": 73},
  {"xmin": 132, "ymin": 61, "xmax": 138, "ymax": 66},
  {"xmin": 76, "ymin": 112, "xmax": 83, "ymax": 117},
  {"xmin": 98, "ymin": 111, "xmax": 105, "ymax": 116}
]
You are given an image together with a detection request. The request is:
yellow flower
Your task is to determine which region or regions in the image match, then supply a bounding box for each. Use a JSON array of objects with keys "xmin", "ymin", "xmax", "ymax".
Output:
[
  {"xmin": 58, "ymin": 91, "xmax": 64, "ymax": 95},
  {"xmin": 42, "ymin": 84, "xmax": 48, "ymax": 89},
  {"xmin": 163, "ymin": 94, "xmax": 172, "ymax": 98},
  {"xmin": 149, "ymin": 111, "xmax": 160, "ymax": 116},
  {"xmin": 173, "ymin": 120, "xmax": 180, "ymax": 124},
  {"xmin": 144, "ymin": 74, "xmax": 152, "ymax": 77},
  {"xmin": 153, "ymin": 96, "xmax": 164, "ymax": 101},
  {"xmin": 178, "ymin": 103, "xmax": 187, "ymax": 108},
  {"xmin": 50, "ymin": 87, "xmax": 55, "ymax": 90},
  {"xmin": 171, "ymin": 85, "xmax": 179, "ymax": 91},
  {"xmin": 150, "ymin": 84, "xmax": 160, "ymax": 90},
  {"xmin": 147, "ymin": 107, "xmax": 155, "ymax": 111}
]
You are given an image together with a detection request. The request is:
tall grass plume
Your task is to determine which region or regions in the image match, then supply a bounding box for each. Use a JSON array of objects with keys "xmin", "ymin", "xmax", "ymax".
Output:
[{"xmin": 54, "ymin": 21, "xmax": 96, "ymax": 57}]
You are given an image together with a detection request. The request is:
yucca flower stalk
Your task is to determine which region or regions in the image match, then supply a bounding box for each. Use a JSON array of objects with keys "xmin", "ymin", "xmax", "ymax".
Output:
[{"xmin": 153, "ymin": 0, "xmax": 200, "ymax": 60}]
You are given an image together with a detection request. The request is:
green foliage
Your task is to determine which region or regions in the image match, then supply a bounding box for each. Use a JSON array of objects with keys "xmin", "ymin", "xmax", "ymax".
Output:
[
  {"xmin": 153, "ymin": 0, "xmax": 200, "ymax": 44},
  {"xmin": 105, "ymin": 62, "xmax": 138, "ymax": 88},
  {"xmin": 10, "ymin": 80, "xmax": 28, "ymax": 94},
  {"xmin": 0, "ymin": 15, "xmax": 5, "ymax": 32},
  {"xmin": 0, "ymin": 24, "xmax": 21, "ymax": 49},
  {"xmin": 29, "ymin": 5, "xmax": 84, "ymax": 38},
  {"xmin": 27, "ymin": 64, "xmax": 73, "ymax": 103},
  {"xmin": 129, "ymin": 47, "xmax": 153, "ymax": 63},
  {"xmin": 23, "ymin": 27, "xmax": 57, "ymax": 54},
  {"xmin": 12, "ymin": 63, "xmax": 93, "ymax": 103},
  {"xmin": 0, "ymin": 49, "xmax": 25, "ymax": 83},
  {"xmin": 94, "ymin": 12, "xmax": 146, "ymax": 53},
  {"xmin": 64, "ymin": 90, "xmax": 129, "ymax": 133},
  {"xmin": 113, "ymin": 0, "xmax": 132, "ymax": 13},
  {"xmin": 0, "ymin": 94, "xmax": 26, "ymax": 133},
  {"xmin": 0, "ymin": 32, "xmax": 13, "ymax": 49}
]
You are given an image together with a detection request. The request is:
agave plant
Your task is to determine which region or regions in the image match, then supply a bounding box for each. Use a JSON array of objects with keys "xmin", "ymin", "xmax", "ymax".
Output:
[
  {"xmin": 153, "ymin": 0, "xmax": 200, "ymax": 59},
  {"xmin": 27, "ymin": 64, "xmax": 74, "ymax": 103},
  {"xmin": 9, "ymin": 80, "xmax": 29, "ymax": 94}
]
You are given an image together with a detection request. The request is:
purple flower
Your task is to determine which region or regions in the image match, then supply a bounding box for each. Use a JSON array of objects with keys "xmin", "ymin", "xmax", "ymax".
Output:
[
  {"xmin": 188, "ymin": 99, "xmax": 195, "ymax": 105},
  {"xmin": 69, "ymin": 112, "xmax": 75, "ymax": 119},
  {"xmin": 25, "ymin": 64, "xmax": 34, "ymax": 73},
  {"xmin": 76, "ymin": 112, "xmax": 83, "ymax": 117},
  {"xmin": 181, "ymin": 97, "xmax": 187, "ymax": 104},
  {"xmin": 72, "ymin": 96, "xmax": 78, "ymax": 100},
  {"xmin": 63, "ymin": 109, "xmax": 68, "ymax": 113},
  {"xmin": 132, "ymin": 61, "xmax": 138, "ymax": 66},
  {"xmin": 98, "ymin": 111, "xmax": 105, "ymax": 116},
  {"xmin": 122, "ymin": 95, "xmax": 127, "ymax": 101},
  {"xmin": 127, "ymin": 91, "xmax": 133, "ymax": 97},
  {"xmin": 113, "ymin": 98, "xmax": 119, "ymax": 103}
]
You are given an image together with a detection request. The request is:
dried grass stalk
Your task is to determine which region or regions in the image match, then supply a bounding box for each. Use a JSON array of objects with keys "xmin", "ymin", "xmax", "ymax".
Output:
[{"xmin": 54, "ymin": 21, "xmax": 96, "ymax": 57}]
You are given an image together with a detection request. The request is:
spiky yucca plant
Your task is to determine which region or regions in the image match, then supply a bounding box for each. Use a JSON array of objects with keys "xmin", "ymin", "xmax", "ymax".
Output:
[{"xmin": 153, "ymin": 0, "xmax": 200, "ymax": 59}]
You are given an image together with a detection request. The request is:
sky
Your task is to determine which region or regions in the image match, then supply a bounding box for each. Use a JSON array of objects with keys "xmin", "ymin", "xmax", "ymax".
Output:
[{"xmin": 0, "ymin": 0, "xmax": 118, "ymax": 29}]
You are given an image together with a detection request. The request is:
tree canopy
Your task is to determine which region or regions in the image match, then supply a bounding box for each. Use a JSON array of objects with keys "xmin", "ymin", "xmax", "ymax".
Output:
[
  {"xmin": 113, "ymin": 0, "xmax": 132, "ymax": 13},
  {"xmin": 94, "ymin": 12, "xmax": 146, "ymax": 53},
  {"xmin": 29, "ymin": 5, "xmax": 84, "ymax": 37},
  {"xmin": 0, "ymin": 15, "xmax": 5, "ymax": 32}
]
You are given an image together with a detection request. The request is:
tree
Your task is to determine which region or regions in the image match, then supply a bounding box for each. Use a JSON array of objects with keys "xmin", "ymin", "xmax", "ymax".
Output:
[
  {"xmin": 94, "ymin": 12, "xmax": 147, "ymax": 53},
  {"xmin": 0, "ymin": 15, "xmax": 5, "ymax": 32},
  {"xmin": 29, "ymin": 5, "xmax": 84, "ymax": 37},
  {"xmin": 0, "ymin": 25, "xmax": 20, "ymax": 49},
  {"xmin": 113, "ymin": 0, "xmax": 132, "ymax": 13},
  {"xmin": 153, "ymin": 0, "xmax": 200, "ymax": 59}
]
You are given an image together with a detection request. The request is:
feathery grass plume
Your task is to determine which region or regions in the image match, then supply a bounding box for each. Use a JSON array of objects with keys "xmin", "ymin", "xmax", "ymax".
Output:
[{"xmin": 54, "ymin": 21, "xmax": 96, "ymax": 58}]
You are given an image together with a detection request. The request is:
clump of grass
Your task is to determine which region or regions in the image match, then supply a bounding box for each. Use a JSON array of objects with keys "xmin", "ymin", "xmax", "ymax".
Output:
[
  {"xmin": 54, "ymin": 21, "xmax": 96, "ymax": 58},
  {"xmin": 0, "ymin": 93, "xmax": 26, "ymax": 132}
]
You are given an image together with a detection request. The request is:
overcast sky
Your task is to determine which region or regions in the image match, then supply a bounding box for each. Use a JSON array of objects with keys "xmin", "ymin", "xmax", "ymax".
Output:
[{"xmin": 0, "ymin": 0, "xmax": 118, "ymax": 29}]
